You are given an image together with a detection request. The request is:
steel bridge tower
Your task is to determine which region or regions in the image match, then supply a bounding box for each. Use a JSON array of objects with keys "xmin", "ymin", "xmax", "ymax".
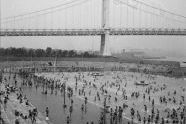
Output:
[{"xmin": 100, "ymin": 0, "xmax": 110, "ymax": 55}]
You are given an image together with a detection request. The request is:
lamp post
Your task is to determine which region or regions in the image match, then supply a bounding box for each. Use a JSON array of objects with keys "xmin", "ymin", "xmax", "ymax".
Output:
[
  {"xmin": 103, "ymin": 94, "xmax": 109, "ymax": 124},
  {"xmin": 103, "ymin": 97, "xmax": 106, "ymax": 124},
  {"xmin": 184, "ymin": 105, "xmax": 186, "ymax": 124},
  {"xmin": 63, "ymin": 82, "xmax": 67, "ymax": 108}
]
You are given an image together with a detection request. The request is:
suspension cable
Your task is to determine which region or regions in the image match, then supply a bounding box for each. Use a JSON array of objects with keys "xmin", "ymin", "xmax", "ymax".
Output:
[
  {"xmin": 114, "ymin": 0, "xmax": 186, "ymax": 24},
  {"xmin": 2, "ymin": 0, "xmax": 88, "ymax": 21},
  {"xmin": 130, "ymin": 0, "xmax": 186, "ymax": 19},
  {"xmin": 2, "ymin": 0, "xmax": 91, "ymax": 24}
]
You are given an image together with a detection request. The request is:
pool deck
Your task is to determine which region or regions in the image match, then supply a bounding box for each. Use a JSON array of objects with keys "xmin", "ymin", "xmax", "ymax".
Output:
[{"xmin": 0, "ymin": 83, "xmax": 52, "ymax": 124}]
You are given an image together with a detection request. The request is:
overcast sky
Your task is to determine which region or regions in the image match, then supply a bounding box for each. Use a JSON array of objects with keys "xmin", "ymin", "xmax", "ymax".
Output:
[{"xmin": 1, "ymin": 0, "xmax": 186, "ymax": 57}]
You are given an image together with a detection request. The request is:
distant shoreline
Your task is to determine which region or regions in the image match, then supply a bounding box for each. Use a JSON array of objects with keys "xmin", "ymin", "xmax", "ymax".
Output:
[
  {"xmin": 143, "ymin": 56, "xmax": 166, "ymax": 60},
  {"xmin": 144, "ymin": 56, "xmax": 186, "ymax": 63},
  {"xmin": 0, "ymin": 56, "xmax": 180, "ymax": 67}
]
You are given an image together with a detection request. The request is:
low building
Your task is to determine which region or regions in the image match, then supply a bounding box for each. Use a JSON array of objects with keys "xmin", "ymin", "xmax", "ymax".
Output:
[
  {"xmin": 172, "ymin": 61, "xmax": 186, "ymax": 77},
  {"xmin": 180, "ymin": 62, "xmax": 186, "ymax": 76}
]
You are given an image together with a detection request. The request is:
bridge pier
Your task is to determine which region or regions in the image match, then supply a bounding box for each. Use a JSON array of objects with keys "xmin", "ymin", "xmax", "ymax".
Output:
[
  {"xmin": 100, "ymin": 31, "xmax": 110, "ymax": 56},
  {"xmin": 100, "ymin": 34, "xmax": 105, "ymax": 55},
  {"xmin": 100, "ymin": 0, "xmax": 110, "ymax": 56}
]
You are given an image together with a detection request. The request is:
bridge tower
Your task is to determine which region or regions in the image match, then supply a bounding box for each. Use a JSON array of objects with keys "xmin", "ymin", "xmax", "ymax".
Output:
[
  {"xmin": 100, "ymin": 0, "xmax": 110, "ymax": 55},
  {"xmin": 0, "ymin": 0, "xmax": 1, "ymax": 48}
]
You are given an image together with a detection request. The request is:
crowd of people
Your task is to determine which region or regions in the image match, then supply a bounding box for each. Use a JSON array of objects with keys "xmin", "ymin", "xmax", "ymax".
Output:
[
  {"xmin": 0, "ymin": 61, "xmax": 186, "ymax": 124},
  {"xmin": 18, "ymin": 66, "xmax": 186, "ymax": 124},
  {"xmin": 0, "ymin": 71, "xmax": 50, "ymax": 124}
]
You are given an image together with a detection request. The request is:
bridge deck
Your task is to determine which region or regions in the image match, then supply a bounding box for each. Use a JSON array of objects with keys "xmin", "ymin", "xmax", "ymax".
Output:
[{"xmin": 1, "ymin": 28, "xmax": 186, "ymax": 36}]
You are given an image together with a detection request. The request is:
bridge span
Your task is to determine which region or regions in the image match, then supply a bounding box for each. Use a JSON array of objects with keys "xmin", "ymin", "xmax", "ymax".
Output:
[
  {"xmin": 1, "ymin": 0, "xmax": 186, "ymax": 55},
  {"xmin": 1, "ymin": 28, "xmax": 186, "ymax": 36}
]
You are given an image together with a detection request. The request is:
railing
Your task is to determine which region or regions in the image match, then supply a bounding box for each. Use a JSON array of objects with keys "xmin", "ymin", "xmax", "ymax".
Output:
[{"xmin": 1, "ymin": 28, "xmax": 186, "ymax": 36}]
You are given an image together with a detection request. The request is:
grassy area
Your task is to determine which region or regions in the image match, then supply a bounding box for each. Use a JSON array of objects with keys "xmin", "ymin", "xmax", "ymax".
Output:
[
  {"xmin": 0, "ymin": 56, "xmax": 119, "ymax": 62},
  {"xmin": 0, "ymin": 56, "xmax": 183, "ymax": 77},
  {"xmin": 0, "ymin": 56, "xmax": 179, "ymax": 66}
]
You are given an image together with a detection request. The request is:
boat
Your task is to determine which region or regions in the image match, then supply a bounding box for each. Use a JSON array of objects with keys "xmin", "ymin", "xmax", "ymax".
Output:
[
  {"xmin": 134, "ymin": 81, "xmax": 149, "ymax": 86},
  {"xmin": 91, "ymin": 72, "xmax": 104, "ymax": 77}
]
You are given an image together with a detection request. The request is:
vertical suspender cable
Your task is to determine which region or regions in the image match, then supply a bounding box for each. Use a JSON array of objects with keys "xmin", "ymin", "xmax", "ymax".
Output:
[
  {"xmin": 72, "ymin": 3, "xmax": 74, "ymax": 29},
  {"xmin": 146, "ymin": 7, "xmax": 148, "ymax": 28},
  {"xmin": 65, "ymin": 9, "xmax": 67, "ymax": 29},
  {"xmin": 160, "ymin": 10, "xmax": 163, "ymax": 29},
  {"xmin": 165, "ymin": 14, "xmax": 168, "ymax": 28},
  {"xmin": 127, "ymin": 0, "xmax": 128, "ymax": 28},
  {"xmin": 92, "ymin": 0, "xmax": 94, "ymax": 28},
  {"xmin": 42, "ymin": 15, "xmax": 44, "ymax": 29},
  {"xmin": 13, "ymin": 16, "xmax": 15, "ymax": 29},
  {"xmin": 112, "ymin": 0, "xmax": 114, "ymax": 28},
  {"xmin": 132, "ymin": 2, "xmax": 135, "ymax": 28},
  {"xmin": 50, "ymin": 12, "xmax": 52, "ymax": 30},
  {"xmin": 72, "ymin": 6, "xmax": 74, "ymax": 29},
  {"xmin": 93, "ymin": 0, "xmax": 95, "ymax": 28},
  {"xmin": 78, "ymin": 4, "xmax": 80, "ymax": 29},
  {"xmin": 164, "ymin": 14, "xmax": 166, "ymax": 28},
  {"xmin": 151, "ymin": 10, "xmax": 153, "ymax": 28},
  {"xmin": 36, "ymin": 16, "xmax": 39, "ymax": 29},
  {"xmin": 139, "ymin": 3, "xmax": 141, "ymax": 28},
  {"xmin": 51, "ymin": 11, "xmax": 53, "ymax": 29},
  {"xmin": 27, "ymin": 16, "xmax": 29, "ymax": 29},
  {"xmin": 89, "ymin": 0, "xmax": 91, "ymax": 29},
  {"xmin": 79, "ymin": 0, "xmax": 81, "ymax": 28},
  {"xmin": 119, "ymin": 0, "xmax": 122, "ymax": 28}
]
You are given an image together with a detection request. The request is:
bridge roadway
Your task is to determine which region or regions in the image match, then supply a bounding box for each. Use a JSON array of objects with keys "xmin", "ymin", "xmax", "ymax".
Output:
[{"xmin": 1, "ymin": 28, "xmax": 186, "ymax": 36}]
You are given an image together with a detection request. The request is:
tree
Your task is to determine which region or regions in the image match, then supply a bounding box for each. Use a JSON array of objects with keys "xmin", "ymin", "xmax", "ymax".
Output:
[
  {"xmin": 46, "ymin": 47, "xmax": 52, "ymax": 57},
  {"xmin": 62, "ymin": 50, "xmax": 68, "ymax": 57},
  {"xmin": 28, "ymin": 49, "xmax": 35, "ymax": 57},
  {"xmin": 35, "ymin": 49, "xmax": 45, "ymax": 57},
  {"xmin": 84, "ymin": 52, "xmax": 90, "ymax": 57},
  {"xmin": 68, "ymin": 50, "xmax": 76, "ymax": 57},
  {"xmin": 0, "ymin": 47, "xmax": 98, "ymax": 58}
]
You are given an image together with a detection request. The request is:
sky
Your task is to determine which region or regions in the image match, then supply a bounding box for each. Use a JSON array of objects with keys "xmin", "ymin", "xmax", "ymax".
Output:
[{"xmin": 0, "ymin": 0, "xmax": 186, "ymax": 57}]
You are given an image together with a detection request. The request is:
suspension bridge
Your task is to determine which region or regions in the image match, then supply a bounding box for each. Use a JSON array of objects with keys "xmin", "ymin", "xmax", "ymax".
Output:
[{"xmin": 0, "ymin": 0, "xmax": 186, "ymax": 55}]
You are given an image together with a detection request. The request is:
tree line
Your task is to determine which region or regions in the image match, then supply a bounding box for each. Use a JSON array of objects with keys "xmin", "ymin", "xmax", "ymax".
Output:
[{"xmin": 0, "ymin": 47, "xmax": 99, "ymax": 58}]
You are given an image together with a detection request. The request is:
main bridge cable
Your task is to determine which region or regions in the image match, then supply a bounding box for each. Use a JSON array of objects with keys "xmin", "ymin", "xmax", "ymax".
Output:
[
  {"xmin": 1, "ymin": 0, "xmax": 89, "ymax": 22},
  {"xmin": 114, "ymin": 0, "xmax": 186, "ymax": 24},
  {"xmin": 130, "ymin": 0, "xmax": 186, "ymax": 28},
  {"xmin": 130, "ymin": 0, "xmax": 186, "ymax": 19},
  {"xmin": 2, "ymin": 0, "xmax": 91, "ymax": 24},
  {"xmin": 2, "ymin": 0, "xmax": 81, "ymax": 20}
]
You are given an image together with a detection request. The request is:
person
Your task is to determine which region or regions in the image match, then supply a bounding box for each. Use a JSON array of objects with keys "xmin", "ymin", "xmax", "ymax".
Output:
[
  {"xmin": 67, "ymin": 116, "xmax": 70, "ymax": 124},
  {"xmin": 69, "ymin": 106, "xmax": 73, "ymax": 117},
  {"xmin": 81, "ymin": 104, "xmax": 84, "ymax": 112},
  {"xmin": 4, "ymin": 96, "xmax": 8, "ymax": 111},
  {"xmin": 15, "ymin": 118, "xmax": 20, "ymax": 124},
  {"xmin": 46, "ymin": 107, "xmax": 49, "ymax": 120}
]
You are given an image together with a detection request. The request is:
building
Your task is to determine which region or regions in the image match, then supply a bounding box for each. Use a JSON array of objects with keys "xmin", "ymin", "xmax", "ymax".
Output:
[{"xmin": 180, "ymin": 62, "xmax": 186, "ymax": 76}]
